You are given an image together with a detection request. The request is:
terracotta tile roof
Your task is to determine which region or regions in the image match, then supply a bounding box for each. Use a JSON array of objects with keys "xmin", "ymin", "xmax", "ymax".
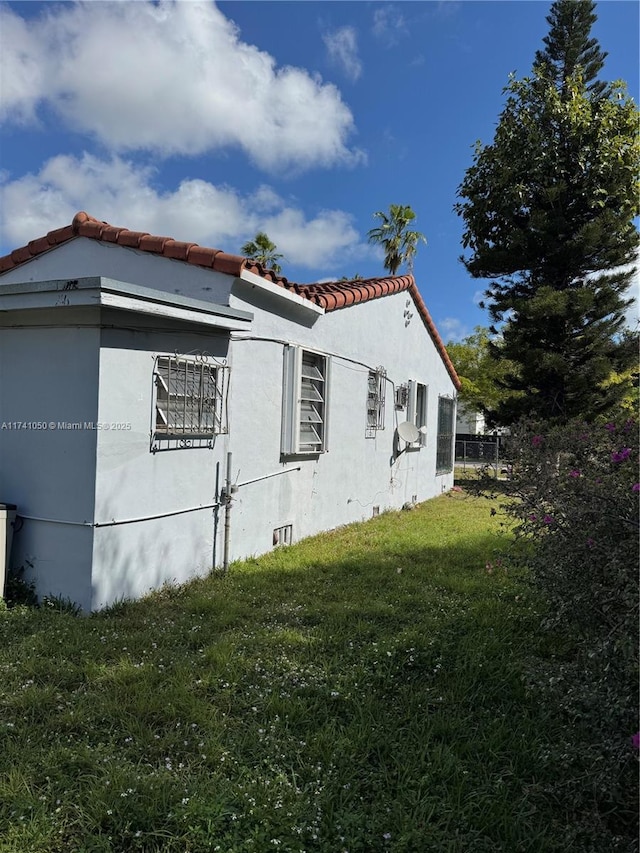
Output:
[
  {"xmin": 0, "ymin": 212, "xmax": 460, "ymax": 389},
  {"xmin": 0, "ymin": 211, "xmax": 287, "ymax": 285},
  {"xmin": 297, "ymin": 276, "xmax": 460, "ymax": 389}
]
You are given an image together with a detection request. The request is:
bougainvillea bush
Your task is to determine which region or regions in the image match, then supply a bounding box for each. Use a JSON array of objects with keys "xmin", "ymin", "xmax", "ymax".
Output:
[{"xmin": 496, "ymin": 415, "xmax": 639, "ymax": 837}]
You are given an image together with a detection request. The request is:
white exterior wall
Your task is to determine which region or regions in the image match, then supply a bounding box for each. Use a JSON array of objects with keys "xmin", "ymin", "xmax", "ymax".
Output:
[
  {"xmin": 456, "ymin": 404, "xmax": 486, "ymax": 435},
  {"xmin": 90, "ymin": 323, "xmax": 230, "ymax": 609},
  {"xmin": 224, "ymin": 284, "xmax": 456, "ymax": 559},
  {"xmin": 0, "ymin": 239, "xmax": 233, "ymax": 304},
  {"xmin": 1, "ymin": 243, "xmax": 457, "ymax": 608},
  {"xmin": 0, "ymin": 320, "xmax": 99, "ymax": 607}
]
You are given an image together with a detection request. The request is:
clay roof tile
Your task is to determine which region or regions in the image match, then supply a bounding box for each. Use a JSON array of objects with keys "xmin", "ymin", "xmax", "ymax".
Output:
[
  {"xmin": 49, "ymin": 224, "xmax": 75, "ymax": 244},
  {"xmin": 100, "ymin": 225, "xmax": 123, "ymax": 243},
  {"xmin": 319, "ymin": 292, "xmax": 339, "ymax": 311},
  {"xmin": 211, "ymin": 252, "xmax": 246, "ymax": 277},
  {"xmin": 0, "ymin": 212, "xmax": 460, "ymax": 389},
  {"xmin": 117, "ymin": 230, "xmax": 149, "ymax": 248},
  {"xmin": 27, "ymin": 237, "xmax": 53, "ymax": 256},
  {"xmin": 75, "ymin": 218, "xmax": 105, "ymax": 239},
  {"xmin": 138, "ymin": 234, "xmax": 169, "ymax": 254},
  {"xmin": 160, "ymin": 240, "xmax": 194, "ymax": 261},
  {"xmin": 184, "ymin": 246, "xmax": 216, "ymax": 268},
  {"xmin": 10, "ymin": 246, "xmax": 33, "ymax": 264}
]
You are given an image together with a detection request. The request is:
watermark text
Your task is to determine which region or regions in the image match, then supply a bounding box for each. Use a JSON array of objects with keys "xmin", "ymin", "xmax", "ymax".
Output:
[{"xmin": 1, "ymin": 421, "xmax": 132, "ymax": 431}]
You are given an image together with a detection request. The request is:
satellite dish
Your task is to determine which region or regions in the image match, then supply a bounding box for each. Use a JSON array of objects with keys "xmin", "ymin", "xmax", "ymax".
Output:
[{"xmin": 397, "ymin": 421, "xmax": 420, "ymax": 443}]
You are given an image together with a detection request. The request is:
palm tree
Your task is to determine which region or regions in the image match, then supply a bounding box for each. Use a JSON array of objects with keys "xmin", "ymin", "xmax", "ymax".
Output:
[
  {"xmin": 367, "ymin": 204, "xmax": 426, "ymax": 275},
  {"xmin": 241, "ymin": 232, "xmax": 284, "ymax": 274}
]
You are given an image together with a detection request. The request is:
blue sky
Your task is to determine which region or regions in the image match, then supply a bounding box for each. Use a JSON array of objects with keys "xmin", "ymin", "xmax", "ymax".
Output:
[{"xmin": 1, "ymin": 1, "xmax": 638, "ymax": 342}]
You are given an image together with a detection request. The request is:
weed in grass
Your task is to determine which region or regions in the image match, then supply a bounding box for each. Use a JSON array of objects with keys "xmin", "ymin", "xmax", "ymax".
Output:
[{"xmin": 3, "ymin": 563, "xmax": 38, "ymax": 608}]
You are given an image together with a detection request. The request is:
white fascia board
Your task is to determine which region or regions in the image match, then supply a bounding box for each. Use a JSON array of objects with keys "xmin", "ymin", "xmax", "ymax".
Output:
[
  {"xmin": 98, "ymin": 292, "xmax": 250, "ymax": 329},
  {"xmin": 239, "ymin": 268, "xmax": 324, "ymax": 316},
  {"xmin": 0, "ymin": 276, "xmax": 253, "ymax": 331}
]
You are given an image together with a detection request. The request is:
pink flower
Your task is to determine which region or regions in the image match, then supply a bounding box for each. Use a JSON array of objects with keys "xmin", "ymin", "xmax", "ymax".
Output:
[
  {"xmin": 532, "ymin": 435, "xmax": 543, "ymax": 447},
  {"xmin": 586, "ymin": 537, "xmax": 595, "ymax": 549},
  {"xmin": 611, "ymin": 448, "xmax": 631, "ymax": 463},
  {"xmin": 632, "ymin": 732, "xmax": 640, "ymax": 750},
  {"xmin": 605, "ymin": 422, "xmax": 616, "ymax": 432},
  {"xmin": 633, "ymin": 484, "xmax": 640, "ymax": 492},
  {"xmin": 569, "ymin": 470, "xmax": 581, "ymax": 478},
  {"xmin": 543, "ymin": 514, "xmax": 554, "ymax": 525},
  {"xmin": 528, "ymin": 514, "xmax": 537, "ymax": 522}
]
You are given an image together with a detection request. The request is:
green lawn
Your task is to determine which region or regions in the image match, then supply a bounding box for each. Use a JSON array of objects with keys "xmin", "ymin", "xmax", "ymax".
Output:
[{"xmin": 0, "ymin": 493, "xmax": 631, "ymax": 852}]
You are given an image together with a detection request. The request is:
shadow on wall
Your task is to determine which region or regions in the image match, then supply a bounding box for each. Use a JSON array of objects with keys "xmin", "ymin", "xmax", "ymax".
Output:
[
  {"xmin": 9, "ymin": 519, "xmax": 94, "ymax": 609},
  {"xmin": 91, "ymin": 505, "xmax": 221, "ymax": 610},
  {"xmin": 90, "ymin": 459, "xmax": 222, "ymax": 611}
]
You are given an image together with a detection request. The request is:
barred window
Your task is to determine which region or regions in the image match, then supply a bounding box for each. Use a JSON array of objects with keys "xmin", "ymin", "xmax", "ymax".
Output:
[
  {"xmin": 436, "ymin": 396, "xmax": 456, "ymax": 473},
  {"xmin": 366, "ymin": 368, "xmax": 386, "ymax": 437},
  {"xmin": 154, "ymin": 355, "xmax": 228, "ymax": 437}
]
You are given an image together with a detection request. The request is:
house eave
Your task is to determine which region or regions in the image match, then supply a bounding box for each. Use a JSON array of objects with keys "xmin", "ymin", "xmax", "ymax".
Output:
[
  {"xmin": 238, "ymin": 268, "xmax": 324, "ymax": 316},
  {"xmin": 0, "ymin": 276, "xmax": 253, "ymax": 331}
]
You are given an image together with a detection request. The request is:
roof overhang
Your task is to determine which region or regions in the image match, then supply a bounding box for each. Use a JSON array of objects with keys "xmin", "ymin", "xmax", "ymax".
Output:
[
  {"xmin": 0, "ymin": 276, "xmax": 253, "ymax": 331},
  {"xmin": 238, "ymin": 268, "xmax": 324, "ymax": 316}
]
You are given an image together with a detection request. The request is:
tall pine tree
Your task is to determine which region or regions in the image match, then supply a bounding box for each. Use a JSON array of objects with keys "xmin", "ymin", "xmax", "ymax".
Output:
[
  {"xmin": 455, "ymin": 0, "xmax": 639, "ymax": 425},
  {"xmin": 534, "ymin": 0, "xmax": 607, "ymax": 97}
]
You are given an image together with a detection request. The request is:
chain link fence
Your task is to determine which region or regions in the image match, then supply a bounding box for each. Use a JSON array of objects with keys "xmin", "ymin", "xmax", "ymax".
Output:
[{"xmin": 455, "ymin": 434, "xmax": 505, "ymax": 476}]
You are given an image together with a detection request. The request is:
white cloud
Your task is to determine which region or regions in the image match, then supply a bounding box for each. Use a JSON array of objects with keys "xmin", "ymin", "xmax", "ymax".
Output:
[
  {"xmin": 260, "ymin": 206, "xmax": 361, "ymax": 267},
  {"xmin": 323, "ymin": 26, "xmax": 362, "ymax": 82},
  {"xmin": 438, "ymin": 317, "xmax": 469, "ymax": 343},
  {"xmin": 0, "ymin": 2, "xmax": 364, "ymax": 173},
  {"xmin": 0, "ymin": 9, "xmax": 44, "ymax": 125},
  {"xmin": 436, "ymin": 1, "xmax": 462, "ymax": 19},
  {"xmin": 372, "ymin": 6, "xmax": 408, "ymax": 47},
  {"xmin": 0, "ymin": 153, "xmax": 364, "ymax": 270}
]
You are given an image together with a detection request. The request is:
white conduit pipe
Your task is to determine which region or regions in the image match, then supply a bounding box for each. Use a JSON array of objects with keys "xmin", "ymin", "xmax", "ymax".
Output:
[
  {"xmin": 17, "ymin": 466, "xmax": 303, "ymax": 529},
  {"xmin": 236, "ymin": 467, "xmax": 301, "ymax": 489},
  {"xmin": 17, "ymin": 501, "xmax": 221, "ymax": 529}
]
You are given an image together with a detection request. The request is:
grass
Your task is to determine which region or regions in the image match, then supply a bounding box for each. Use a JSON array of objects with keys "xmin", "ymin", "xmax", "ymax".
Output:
[{"xmin": 0, "ymin": 492, "xmax": 633, "ymax": 852}]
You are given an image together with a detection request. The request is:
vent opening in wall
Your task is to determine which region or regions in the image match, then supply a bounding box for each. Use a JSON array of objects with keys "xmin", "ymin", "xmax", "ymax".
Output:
[
  {"xmin": 273, "ymin": 525, "xmax": 293, "ymax": 546},
  {"xmin": 412, "ymin": 495, "xmax": 418, "ymax": 504},
  {"xmin": 372, "ymin": 506, "xmax": 380, "ymax": 517}
]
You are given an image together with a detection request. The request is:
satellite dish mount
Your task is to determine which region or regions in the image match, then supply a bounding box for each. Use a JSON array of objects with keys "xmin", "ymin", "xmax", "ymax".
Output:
[
  {"xmin": 397, "ymin": 421, "xmax": 420, "ymax": 444},
  {"xmin": 395, "ymin": 421, "xmax": 419, "ymax": 457}
]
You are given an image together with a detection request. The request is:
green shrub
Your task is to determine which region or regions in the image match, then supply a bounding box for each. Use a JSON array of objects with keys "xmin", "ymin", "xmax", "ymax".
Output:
[
  {"xmin": 4, "ymin": 563, "xmax": 38, "ymax": 608},
  {"xmin": 496, "ymin": 416, "xmax": 639, "ymax": 835}
]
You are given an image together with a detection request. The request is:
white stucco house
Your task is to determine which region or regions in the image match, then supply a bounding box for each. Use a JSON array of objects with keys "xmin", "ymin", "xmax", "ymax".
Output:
[
  {"xmin": 0, "ymin": 212, "xmax": 460, "ymax": 610},
  {"xmin": 456, "ymin": 404, "xmax": 486, "ymax": 436}
]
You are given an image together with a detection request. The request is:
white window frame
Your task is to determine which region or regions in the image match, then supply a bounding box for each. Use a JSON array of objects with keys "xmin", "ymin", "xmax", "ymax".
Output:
[
  {"xmin": 366, "ymin": 367, "xmax": 387, "ymax": 438},
  {"xmin": 281, "ymin": 346, "xmax": 330, "ymax": 455},
  {"xmin": 154, "ymin": 354, "xmax": 228, "ymax": 438},
  {"xmin": 407, "ymin": 380, "xmax": 428, "ymax": 447}
]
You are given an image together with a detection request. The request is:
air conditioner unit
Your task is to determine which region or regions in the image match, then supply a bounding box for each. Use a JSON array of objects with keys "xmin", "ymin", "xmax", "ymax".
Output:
[{"xmin": 395, "ymin": 384, "xmax": 408, "ymax": 410}]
